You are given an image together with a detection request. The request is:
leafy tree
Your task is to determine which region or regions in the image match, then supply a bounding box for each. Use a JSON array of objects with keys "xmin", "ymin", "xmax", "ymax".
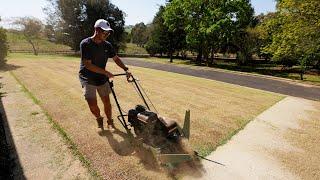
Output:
[
  {"xmin": 164, "ymin": 0, "xmax": 254, "ymax": 65},
  {"xmin": 14, "ymin": 17, "xmax": 43, "ymax": 55},
  {"xmin": 253, "ymin": 13, "xmax": 277, "ymax": 60},
  {"xmin": 147, "ymin": 5, "xmax": 186, "ymax": 62},
  {"xmin": 131, "ymin": 22, "xmax": 148, "ymax": 47},
  {"xmin": 0, "ymin": 17, "xmax": 9, "ymax": 65},
  {"xmin": 261, "ymin": 0, "xmax": 320, "ymax": 79},
  {"xmin": 45, "ymin": 0, "xmax": 125, "ymax": 52},
  {"xmin": 227, "ymin": 0, "xmax": 255, "ymax": 65}
]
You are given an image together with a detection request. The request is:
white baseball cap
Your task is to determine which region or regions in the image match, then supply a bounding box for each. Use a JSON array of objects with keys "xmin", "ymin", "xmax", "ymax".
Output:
[{"xmin": 94, "ymin": 19, "xmax": 113, "ymax": 32}]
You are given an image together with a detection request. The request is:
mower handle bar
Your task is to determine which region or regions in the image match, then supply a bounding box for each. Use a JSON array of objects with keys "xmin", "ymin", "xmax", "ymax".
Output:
[{"xmin": 113, "ymin": 73, "xmax": 127, "ymax": 77}]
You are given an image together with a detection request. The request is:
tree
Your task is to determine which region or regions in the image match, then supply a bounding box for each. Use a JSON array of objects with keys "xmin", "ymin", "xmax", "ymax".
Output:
[
  {"xmin": 14, "ymin": 17, "xmax": 43, "ymax": 55},
  {"xmin": 146, "ymin": 5, "xmax": 186, "ymax": 62},
  {"xmin": 261, "ymin": 0, "xmax": 320, "ymax": 79},
  {"xmin": 0, "ymin": 17, "xmax": 9, "ymax": 65},
  {"xmin": 253, "ymin": 13, "xmax": 277, "ymax": 60},
  {"xmin": 131, "ymin": 22, "xmax": 148, "ymax": 47},
  {"xmin": 164, "ymin": 0, "xmax": 255, "ymax": 65},
  {"xmin": 45, "ymin": 0, "xmax": 125, "ymax": 52}
]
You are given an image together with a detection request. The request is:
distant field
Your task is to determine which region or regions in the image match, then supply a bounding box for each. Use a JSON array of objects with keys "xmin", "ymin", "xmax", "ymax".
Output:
[
  {"xmin": 6, "ymin": 32, "xmax": 72, "ymax": 52},
  {"xmin": 6, "ymin": 32, "xmax": 148, "ymax": 55},
  {"xmin": 121, "ymin": 43, "xmax": 148, "ymax": 54}
]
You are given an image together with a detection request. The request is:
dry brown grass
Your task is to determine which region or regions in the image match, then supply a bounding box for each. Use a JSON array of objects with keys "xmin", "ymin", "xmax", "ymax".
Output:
[{"xmin": 7, "ymin": 53, "xmax": 283, "ymax": 179}]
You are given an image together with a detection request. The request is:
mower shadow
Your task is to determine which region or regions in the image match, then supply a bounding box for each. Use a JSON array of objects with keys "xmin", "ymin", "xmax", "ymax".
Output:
[
  {"xmin": 98, "ymin": 127, "xmax": 160, "ymax": 170},
  {"xmin": 98, "ymin": 127, "xmax": 205, "ymax": 178}
]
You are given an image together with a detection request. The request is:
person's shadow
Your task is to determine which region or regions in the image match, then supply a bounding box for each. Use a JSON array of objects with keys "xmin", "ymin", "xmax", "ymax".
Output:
[{"xmin": 98, "ymin": 127, "xmax": 207, "ymax": 178}]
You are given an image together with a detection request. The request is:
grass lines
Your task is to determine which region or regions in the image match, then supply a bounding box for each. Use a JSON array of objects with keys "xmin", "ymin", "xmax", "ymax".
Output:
[
  {"xmin": 8, "ymin": 53, "xmax": 283, "ymax": 178},
  {"xmin": 10, "ymin": 71, "xmax": 101, "ymax": 179}
]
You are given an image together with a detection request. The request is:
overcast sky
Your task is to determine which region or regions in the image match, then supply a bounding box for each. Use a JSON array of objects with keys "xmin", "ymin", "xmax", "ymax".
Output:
[{"xmin": 0, "ymin": 0, "xmax": 277, "ymax": 27}]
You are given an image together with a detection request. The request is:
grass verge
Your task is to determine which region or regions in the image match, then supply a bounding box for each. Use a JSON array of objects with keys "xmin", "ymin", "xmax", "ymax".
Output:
[{"xmin": 10, "ymin": 71, "xmax": 101, "ymax": 179}]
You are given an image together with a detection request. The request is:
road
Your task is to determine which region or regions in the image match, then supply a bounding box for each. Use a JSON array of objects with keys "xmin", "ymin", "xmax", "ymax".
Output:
[{"xmin": 122, "ymin": 58, "xmax": 320, "ymax": 101}]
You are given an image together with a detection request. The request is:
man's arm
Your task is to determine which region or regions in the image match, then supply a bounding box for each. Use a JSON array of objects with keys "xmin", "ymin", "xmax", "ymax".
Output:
[
  {"xmin": 112, "ymin": 55, "xmax": 129, "ymax": 71},
  {"xmin": 83, "ymin": 59, "xmax": 114, "ymax": 78}
]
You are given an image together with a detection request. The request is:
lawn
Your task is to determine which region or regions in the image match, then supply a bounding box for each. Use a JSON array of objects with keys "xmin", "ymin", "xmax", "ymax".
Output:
[{"xmin": 5, "ymin": 53, "xmax": 284, "ymax": 179}]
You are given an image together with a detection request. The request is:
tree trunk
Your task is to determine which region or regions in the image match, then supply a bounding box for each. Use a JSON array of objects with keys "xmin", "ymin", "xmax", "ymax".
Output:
[
  {"xmin": 196, "ymin": 47, "xmax": 203, "ymax": 64},
  {"xmin": 211, "ymin": 48, "xmax": 215, "ymax": 65},
  {"xmin": 300, "ymin": 71, "xmax": 304, "ymax": 80},
  {"xmin": 207, "ymin": 48, "xmax": 215, "ymax": 66},
  {"xmin": 27, "ymin": 39, "xmax": 38, "ymax": 56}
]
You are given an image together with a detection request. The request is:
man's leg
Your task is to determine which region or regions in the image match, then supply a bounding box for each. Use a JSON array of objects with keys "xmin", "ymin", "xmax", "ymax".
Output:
[
  {"xmin": 100, "ymin": 95, "xmax": 112, "ymax": 122},
  {"xmin": 83, "ymin": 83, "xmax": 104, "ymax": 129},
  {"xmin": 97, "ymin": 83, "xmax": 114, "ymax": 130},
  {"xmin": 86, "ymin": 98, "xmax": 101, "ymax": 119}
]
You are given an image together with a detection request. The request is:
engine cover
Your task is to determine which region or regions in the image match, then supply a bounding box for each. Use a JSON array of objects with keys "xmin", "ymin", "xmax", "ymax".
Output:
[{"xmin": 128, "ymin": 105, "xmax": 180, "ymax": 139}]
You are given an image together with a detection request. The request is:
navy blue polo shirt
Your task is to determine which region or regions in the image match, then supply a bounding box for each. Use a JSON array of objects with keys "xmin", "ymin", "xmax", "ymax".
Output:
[{"xmin": 79, "ymin": 37, "xmax": 116, "ymax": 86}]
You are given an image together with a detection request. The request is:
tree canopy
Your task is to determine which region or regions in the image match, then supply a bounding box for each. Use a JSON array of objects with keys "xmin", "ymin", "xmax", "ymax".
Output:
[
  {"xmin": 164, "ymin": 0, "xmax": 255, "ymax": 64},
  {"xmin": 131, "ymin": 22, "xmax": 148, "ymax": 47},
  {"xmin": 146, "ymin": 5, "xmax": 186, "ymax": 61},
  {"xmin": 45, "ymin": 0, "xmax": 125, "ymax": 51},
  {"xmin": 257, "ymin": 0, "xmax": 320, "ymax": 77}
]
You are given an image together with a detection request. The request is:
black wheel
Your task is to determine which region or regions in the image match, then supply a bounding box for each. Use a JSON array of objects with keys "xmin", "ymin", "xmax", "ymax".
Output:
[
  {"xmin": 167, "ymin": 129, "xmax": 181, "ymax": 142},
  {"xmin": 133, "ymin": 125, "xmax": 143, "ymax": 136}
]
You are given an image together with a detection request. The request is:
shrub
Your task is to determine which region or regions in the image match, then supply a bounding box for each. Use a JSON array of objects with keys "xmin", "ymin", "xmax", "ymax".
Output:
[{"xmin": 0, "ymin": 28, "xmax": 8, "ymax": 65}]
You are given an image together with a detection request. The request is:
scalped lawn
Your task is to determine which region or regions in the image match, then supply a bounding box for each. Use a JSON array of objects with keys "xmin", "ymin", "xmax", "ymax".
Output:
[{"xmin": 7, "ymin": 53, "xmax": 284, "ymax": 179}]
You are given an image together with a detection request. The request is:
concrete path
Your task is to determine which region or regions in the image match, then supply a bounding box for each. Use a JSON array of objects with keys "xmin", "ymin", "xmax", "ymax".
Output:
[
  {"xmin": 122, "ymin": 58, "xmax": 320, "ymax": 101},
  {"xmin": 184, "ymin": 97, "xmax": 320, "ymax": 180},
  {"xmin": 0, "ymin": 71, "xmax": 91, "ymax": 179}
]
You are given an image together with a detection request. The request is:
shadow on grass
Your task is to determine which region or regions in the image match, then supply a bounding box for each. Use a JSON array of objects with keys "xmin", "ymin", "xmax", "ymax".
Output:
[
  {"xmin": 0, "ymin": 82, "xmax": 26, "ymax": 179},
  {"xmin": 98, "ymin": 127, "xmax": 205, "ymax": 179},
  {"xmin": 0, "ymin": 63, "xmax": 22, "ymax": 72}
]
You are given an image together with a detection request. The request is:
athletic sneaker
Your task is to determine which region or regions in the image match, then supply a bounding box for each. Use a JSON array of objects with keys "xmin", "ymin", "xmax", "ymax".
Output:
[{"xmin": 96, "ymin": 117, "xmax": 104, "ymax": 130}]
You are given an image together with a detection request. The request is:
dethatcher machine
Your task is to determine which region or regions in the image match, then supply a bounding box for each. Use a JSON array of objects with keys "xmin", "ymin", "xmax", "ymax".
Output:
[{"xmin": 108, "ymin": 73, "xmax": 194, "ymax": 165}]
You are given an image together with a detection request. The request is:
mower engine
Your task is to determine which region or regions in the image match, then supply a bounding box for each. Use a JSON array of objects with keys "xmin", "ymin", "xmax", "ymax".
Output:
[{"xmin": 128, "ymin": 105, "xmax": 181, "ymax": 141}]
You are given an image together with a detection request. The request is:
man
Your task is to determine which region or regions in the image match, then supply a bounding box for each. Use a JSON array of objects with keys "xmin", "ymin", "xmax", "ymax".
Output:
[{"xmin": 79, "ymin": 19, "xmax": 131, "ymax": 131}]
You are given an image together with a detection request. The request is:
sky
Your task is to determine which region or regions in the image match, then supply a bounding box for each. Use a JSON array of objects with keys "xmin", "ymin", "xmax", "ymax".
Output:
[{"xmin": 0, "ymin": 0, "xmax": 277, "ymax": 28}]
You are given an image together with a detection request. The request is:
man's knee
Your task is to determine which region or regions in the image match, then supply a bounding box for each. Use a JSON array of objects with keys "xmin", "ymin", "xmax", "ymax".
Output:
[
  {"xmin": 100, "ymin": 96, "xmax": 111, "ymax": 107},
  {"xmin": 87, "ymin": 99, "xmax": 99, "ymax": 111}
]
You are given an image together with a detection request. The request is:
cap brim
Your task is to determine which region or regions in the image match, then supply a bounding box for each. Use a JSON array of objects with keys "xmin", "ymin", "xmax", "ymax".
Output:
[{"xmin": 101, "ymin": 27, "xmax": 114, "ymax": 32}]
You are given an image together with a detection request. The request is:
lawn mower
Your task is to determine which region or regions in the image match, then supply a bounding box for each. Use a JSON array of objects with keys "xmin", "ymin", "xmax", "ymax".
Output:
[{"xmin": 108, "ymin": 73, "xmax": 193, "ymax": 165}]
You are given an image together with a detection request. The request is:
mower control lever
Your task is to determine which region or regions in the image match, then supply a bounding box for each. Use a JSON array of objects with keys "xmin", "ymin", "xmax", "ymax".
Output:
[{"xmin": 113, "ymin": 73, "xmax": 134, "ymax": 82}]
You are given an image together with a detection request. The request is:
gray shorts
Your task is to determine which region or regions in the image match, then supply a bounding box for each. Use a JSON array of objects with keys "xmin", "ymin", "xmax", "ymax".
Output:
[{"xmin": 82, "ymin": 82, "xmax": 111, "ymax": 100}]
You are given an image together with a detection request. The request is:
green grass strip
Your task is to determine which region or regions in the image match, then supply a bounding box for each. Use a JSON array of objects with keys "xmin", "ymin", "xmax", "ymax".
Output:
[{"xmin": 10, "ymin": 71, "xmax": 101, "ymax": 179}]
